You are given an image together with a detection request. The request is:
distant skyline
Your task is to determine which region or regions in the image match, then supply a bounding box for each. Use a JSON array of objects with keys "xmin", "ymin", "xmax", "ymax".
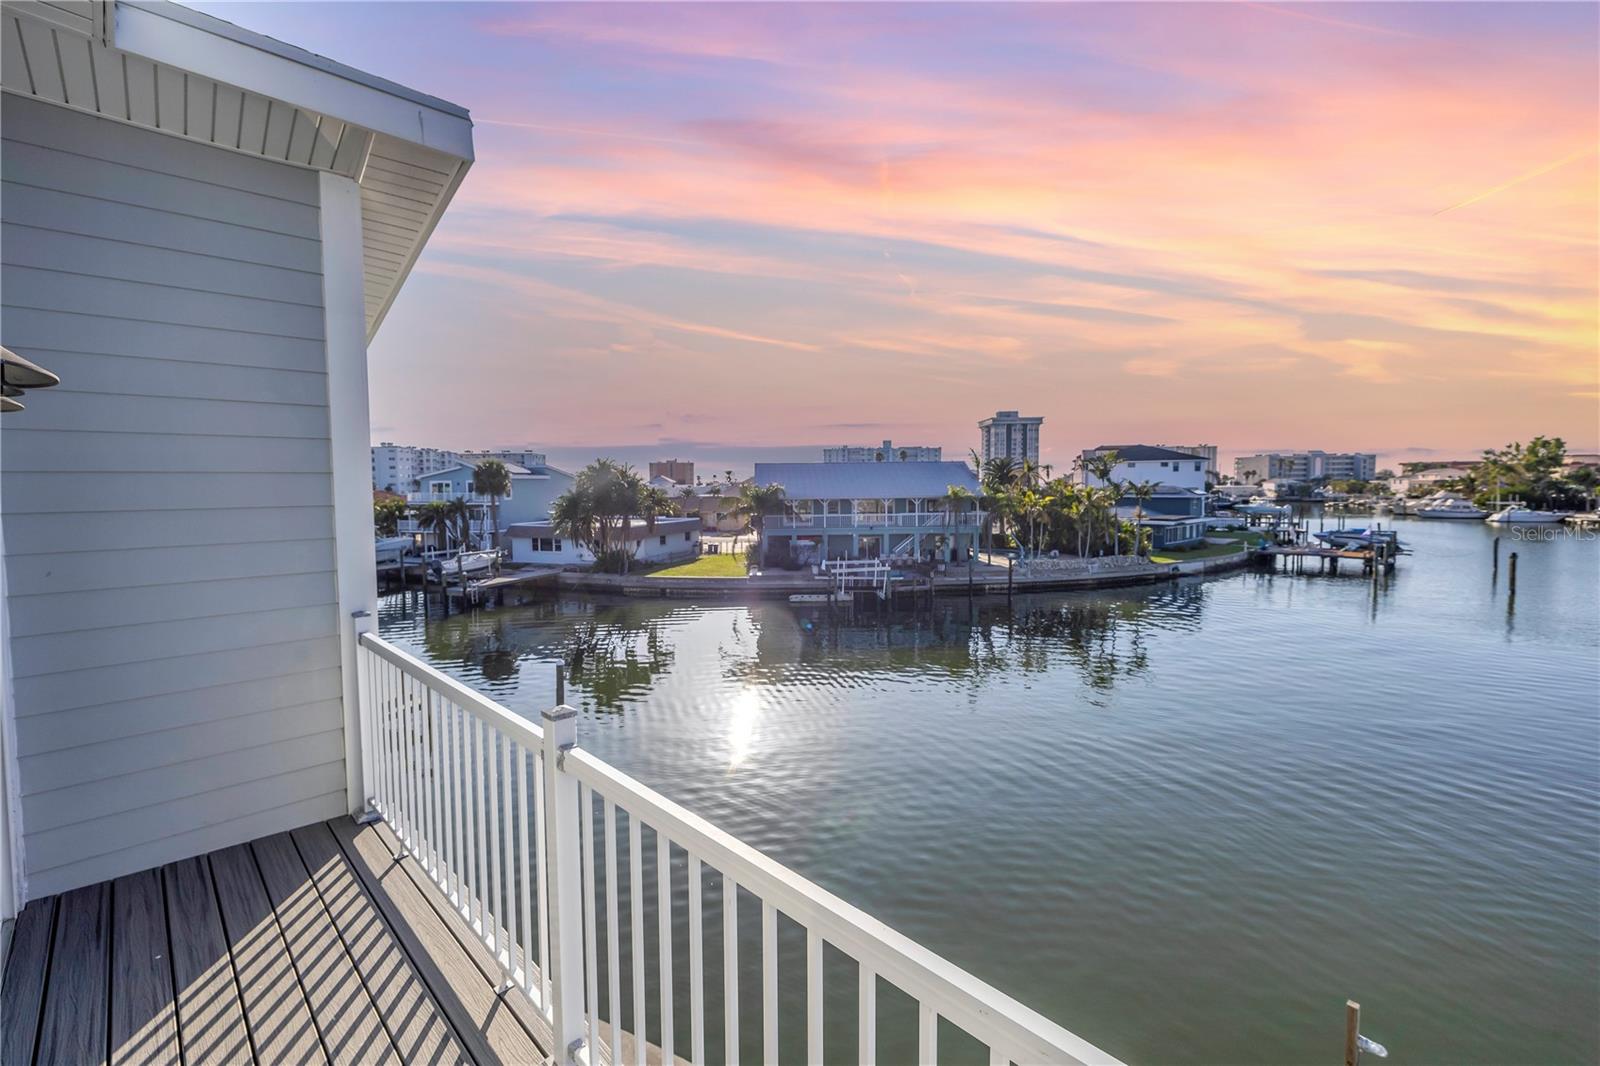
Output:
[{"xmin": 200, "ymin": 3, "xmax": 1598, "ymax": 470}]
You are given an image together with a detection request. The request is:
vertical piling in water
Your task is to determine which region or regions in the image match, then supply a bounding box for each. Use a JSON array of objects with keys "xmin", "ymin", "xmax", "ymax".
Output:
[
  {"xmin": 1344, "ymin": 1001, "xmax": 1361, "ymax": 1066},
  {"xmin": 556, "ymin": 663, "xmax": 566, "ymax": 706},
  {"xmin": 1508, "ymin": 551, "xmax": 1518, "ymax": 594},
  {"xmin": 1493, "ymin": 536, "xmax": 1501, "ymax": 576}
]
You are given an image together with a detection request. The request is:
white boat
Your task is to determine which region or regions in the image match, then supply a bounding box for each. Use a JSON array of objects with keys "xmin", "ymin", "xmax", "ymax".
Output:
[
  {"xmin": 431, "ymin": 548, "xmax": 501, "ymax": 581},
  {"xmin": 1236, "ymin": 502, "xmax": 1291, "ymax": 516},
  {"xmin": 375, "ymin": 536, "xmax": 413, "ymax": 564},
  {"xmin": 1485, "ymin": 505, "xmax": 1565, "ymax": 525},
  {"xmin": 1416, "ymin": 493, "xmax": 1488, "ymax": 520},
  {"xmin": 1312, "ymin": 528, "xmax": 1406, "ymax": 550}
]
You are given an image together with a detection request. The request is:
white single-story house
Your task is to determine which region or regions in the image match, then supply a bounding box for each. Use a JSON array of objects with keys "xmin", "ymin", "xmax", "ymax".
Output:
[
  {"xmin": 506, "ymin": 517, "xmax": 701, "ymax": 567},
  {"xmin": 1080, "ymin": 445, "xmax": 1209, "ymax": 492},
  {"xmin": 752, "ymin": 461, "xmax": 982, "ymax": 564}
]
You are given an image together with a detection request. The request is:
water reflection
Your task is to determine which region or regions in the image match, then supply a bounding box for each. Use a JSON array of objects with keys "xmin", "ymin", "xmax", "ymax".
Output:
[{"xmin": 382, "ymin": 581, "xmax": 1210, "ymax": 725}]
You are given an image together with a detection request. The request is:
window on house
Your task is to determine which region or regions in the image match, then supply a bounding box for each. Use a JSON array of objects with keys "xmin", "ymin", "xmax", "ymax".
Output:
[
  {"xmin": 683, "ymin": 532, "xmax": 691, "ymax": 541},
  {"xmin": 659, "ymin": 535, "xmax": 667, "ymax": 545},
  {"xmin": 1195, "ymin": 462, "xmax": 1202, "ymax": 471},
  {"xmin": 531, "ymin": 536, "xmax": 561, "ymax": 552}
]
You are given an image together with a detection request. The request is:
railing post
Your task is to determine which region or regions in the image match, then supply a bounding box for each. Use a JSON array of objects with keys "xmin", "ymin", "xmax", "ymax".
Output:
[
  {"xmin": 351, "ymin": 611, "xmax": 380, "ymax": 823},
  {"xmin": 542, "ymin": 703, "xmax": 587, "ymax": 1064}
]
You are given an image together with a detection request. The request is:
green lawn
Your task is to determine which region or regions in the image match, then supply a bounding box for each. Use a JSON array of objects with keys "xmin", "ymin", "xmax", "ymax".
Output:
[
  {"xmin": 646, "ymin": 554, "xmax": 749, "ymax": 578},
  {"xmin": 1149, "ymin": 532, "xmax": 1261, "ymax": 564}
]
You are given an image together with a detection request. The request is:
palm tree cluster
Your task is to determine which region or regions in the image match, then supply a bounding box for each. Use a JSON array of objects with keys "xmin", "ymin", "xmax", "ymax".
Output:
[
  {"xmin": 967, "ymin": 449, "xmax": 1159, "ymax": 559},
  {"xmin": 416, "ymin": 497, "xmax": 474, "ymax": 552},
  {"xmin": 1447, "ymin": 436, "xmax": 1597, "ymax": 510},
  {"xmin": 550, "ymin": 460, "xmax": 682, "ymax": 573}
]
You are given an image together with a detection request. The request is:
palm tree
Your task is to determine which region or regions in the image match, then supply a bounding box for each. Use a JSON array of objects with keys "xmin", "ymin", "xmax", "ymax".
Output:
[
  {"xmin": 549, "ymin": 459, "xmax": 660, "ymax": 573},
  {"xmin": 941, "ymin": 484, "xmax": 974, "ymax": 562},
  {"xmin": 415, "ymin": 500, "xmax": 453, "ymax": 553},
  {"xmin": 473, "ymin": 458, "xmax": 512, "ymax": 552},
  {"xmin": 1127, "ymin": 480, "xmax": 1160, "ymax": 556},
  {"xmin": 639, "ymin": 485, "xmax": 676, "ymax": 532},
  {"xmin": 550, "ymin": 484, "xmax": 598, "ymax": 557},
  {"xmin": 732, "ymin": 483, "xmax": 786, "ymax": 561}
]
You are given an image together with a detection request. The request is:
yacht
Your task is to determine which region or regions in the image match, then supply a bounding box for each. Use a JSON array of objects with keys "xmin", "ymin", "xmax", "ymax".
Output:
[
  {"xmin": 1485, "ymin": 505, "xmax": 1565, "ymax": 525},
  {"xmin": 1416, "ymin": 493, "xmax": 1488, "ymax": 520}
]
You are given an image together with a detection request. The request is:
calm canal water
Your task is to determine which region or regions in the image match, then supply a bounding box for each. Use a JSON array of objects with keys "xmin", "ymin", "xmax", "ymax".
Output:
[{"xmin": 380, "ymin": 516, "xmax": 1599, "ymax": 1065}]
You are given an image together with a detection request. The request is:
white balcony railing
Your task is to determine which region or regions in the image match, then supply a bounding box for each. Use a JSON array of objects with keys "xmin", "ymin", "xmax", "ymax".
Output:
[
  {"xmin": 355, "ymin": 627, "xmax": 1119, "ymax": 1066},
  {"xmin": 405, "ymin": 492, "xmax": 499, "ymax": 506},
  {"xmin": 773, "ymin": 511, "xmax": 986, "ymax": 530}
]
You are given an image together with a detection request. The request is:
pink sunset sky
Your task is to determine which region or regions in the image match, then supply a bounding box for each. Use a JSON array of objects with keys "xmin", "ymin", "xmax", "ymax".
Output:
[{"xmin": 202, "ymin": 2, "xmax": 1598, "ymax": 473}]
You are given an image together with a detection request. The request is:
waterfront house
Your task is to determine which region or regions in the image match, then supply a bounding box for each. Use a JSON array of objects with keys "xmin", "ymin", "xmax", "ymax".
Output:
[
  {"xmin": 680, "ymin": 484, "xmax": 747, "ymax": 533},
  {"xmin": 506, "ymin": 516, "xmax": 701, "ymax": 567},
  {"xmin": 0, "ymin": 6, "xmax": 1119, "ymax": 1062},
  {"xmin": 1079, "ymin": 445, "xmax": 1209, "ymax": 492},
  {"xmin": 1386, "ymin": 465, "xmax": 1474, "ymax": 494},
  {"xmin": 402, "ymin": 459, "xmax": 575, "ymax": 549},
  {"xmin": 752, "ymin": 461, "xmax": 983, "ymax": 563}
]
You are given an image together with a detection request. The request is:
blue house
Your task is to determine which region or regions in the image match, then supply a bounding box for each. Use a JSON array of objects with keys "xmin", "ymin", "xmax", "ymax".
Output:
[
  {"xmin": 752, "ymin": 461, "xmax": 983, "ymax": 564},
  {"xmin": 403, "ymin": 460, "xmax": 575, "ymax": 548}
]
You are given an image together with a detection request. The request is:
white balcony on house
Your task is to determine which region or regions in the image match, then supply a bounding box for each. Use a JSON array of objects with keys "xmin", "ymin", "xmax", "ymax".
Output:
[
  {"xmin": 772, "ymin": 510, "xmax": 988, "ymax": 529},
  {"xmin": 406, "ymin": 491, "xmax": 500, "ymax": 506}
]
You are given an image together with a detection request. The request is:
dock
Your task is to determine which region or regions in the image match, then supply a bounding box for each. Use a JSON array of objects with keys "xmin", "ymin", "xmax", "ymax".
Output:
[{"xmin": 444, "ymin": 566, "xmax": 561, "ymax": 610}]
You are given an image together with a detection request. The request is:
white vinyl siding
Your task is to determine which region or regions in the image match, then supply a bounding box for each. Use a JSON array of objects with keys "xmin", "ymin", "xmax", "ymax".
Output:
[{"xmin": 0, "ymin": 95, "xmax": 344, "ymax": 897}]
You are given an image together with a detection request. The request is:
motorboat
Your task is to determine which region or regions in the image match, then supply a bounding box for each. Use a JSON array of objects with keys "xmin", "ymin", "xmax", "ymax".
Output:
[
  {"xmin": 1235, "ymin": 501, "xmax": 1291, "ymax": 516},
  {"xmin": 429, "ymin": 548, "xmax": 501, "ymax": 582},
  {"xmin": 1312, "ymin": 528, "xmax": 1406, "ymax": 550},
  {"xmin": 375, "ymin": 536, "xmax": 413, "ymax": 564},
  {"xmin": 1485, "ymin": 505, "xmax": 1565, "ymax": 525},
  {"xmin": 1415, "ymin": 493, "xmax": 1488, "ymax": 520}
]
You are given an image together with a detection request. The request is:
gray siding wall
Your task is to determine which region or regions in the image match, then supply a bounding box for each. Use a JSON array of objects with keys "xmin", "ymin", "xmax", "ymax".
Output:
[{"xmin": 1, "ymin": 95, "xmax": 345, "ymax": 898}]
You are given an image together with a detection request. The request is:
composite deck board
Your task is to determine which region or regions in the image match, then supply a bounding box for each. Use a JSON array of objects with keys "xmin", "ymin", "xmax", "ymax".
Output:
[
  {"xmin": 362, "ymin": 818, "xmax": 558, "ymax": 1055},
  {"xmin": 0, "ymin": 816, "xmax": 559, "ymax": 1065},
  {"xmin": 250, "ymin": 832, "xmax": 402, "ymax": 1066},
  {"xmin": 108, "ymin": 869, "xmax": 181, "ymax": 1066},
  {"xmin": 163, "ymin": 855, "xmax": 254, "ymax": 1066},
  {"xmin": 35, "ymin": 882, "xmax": 110, "ymax": 1066},
  {"xmin": 1, "ymin": 895, "xmax": 56, "ymax": 1066},
  {"xmin": 290, "ymin": 822, "xmax": 467, "ymax": 1065},
  {"xmin": 208, "ymin": 843, "xmax": 329, "ymax": 1065},
  {"xmin": 331, "ymin": 816, "xmax": 545, "ymax": 1066}
]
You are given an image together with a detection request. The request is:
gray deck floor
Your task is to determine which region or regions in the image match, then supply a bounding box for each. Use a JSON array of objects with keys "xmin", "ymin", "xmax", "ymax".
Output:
[{"xmin": 1, "ymin": 818, "xmax": 552, "ymax": 1065}]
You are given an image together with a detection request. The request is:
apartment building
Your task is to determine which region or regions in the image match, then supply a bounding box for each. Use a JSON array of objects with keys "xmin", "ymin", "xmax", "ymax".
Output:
[
  {"xmin": 1233, "ymin": 450, "xmax": 1377, "ymax": 484},
  {"xmin": 978, "ymin": 411, "xmax": 1042, "ymax": 466},
  {"xmin": 823, "ymin": 440, "xmax": 942, "ymax": 463}
]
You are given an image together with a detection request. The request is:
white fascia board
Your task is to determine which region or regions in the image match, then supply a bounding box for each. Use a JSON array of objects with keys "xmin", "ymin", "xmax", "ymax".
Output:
[{"xmin": 113, "ymin": 1, "xmax": 473, "ymax": 162}]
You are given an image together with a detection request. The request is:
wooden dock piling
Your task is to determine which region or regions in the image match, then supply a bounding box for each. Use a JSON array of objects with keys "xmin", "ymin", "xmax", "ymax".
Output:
[{"xmin": 1345, "ymin": 1000, "xmax": 1361, "ymax": 1066}]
